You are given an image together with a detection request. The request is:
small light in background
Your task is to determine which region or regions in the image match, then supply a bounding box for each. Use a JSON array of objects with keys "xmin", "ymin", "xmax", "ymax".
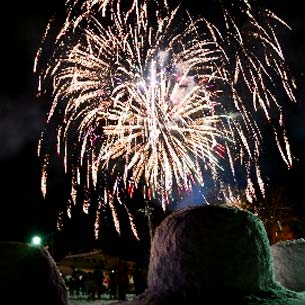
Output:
[{"xmin": 31, "ymin": 235, "xmax": 42, "ymax": 246}]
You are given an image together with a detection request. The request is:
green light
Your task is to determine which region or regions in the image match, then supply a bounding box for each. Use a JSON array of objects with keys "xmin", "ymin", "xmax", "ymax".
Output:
[{"xmin": 31, "ymin": 236, "xmax": 42, "ymax": 246}]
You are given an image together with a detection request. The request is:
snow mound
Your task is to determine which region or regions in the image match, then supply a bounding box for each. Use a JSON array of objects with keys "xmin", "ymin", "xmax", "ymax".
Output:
[
  {"xmin": 272, "ymin": 238, "xmax": 305, "ymax": 292},
  {"xmin": 0, "ymin": 241, "xmax": 69, "ymax": 305},
  {"xmin": 148, "ymin": 204, "xmax": 274, "ymax": 295}
]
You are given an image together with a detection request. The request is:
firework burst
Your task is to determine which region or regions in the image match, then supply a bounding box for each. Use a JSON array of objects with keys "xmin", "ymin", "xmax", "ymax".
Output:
[{"xmin": 35, "ymin": 0, "xmax": 296, "ymax": 237}]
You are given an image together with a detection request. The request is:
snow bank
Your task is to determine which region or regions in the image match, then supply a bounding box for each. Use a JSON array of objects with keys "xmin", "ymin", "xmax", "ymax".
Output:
[{"xmin": 272, "ymin": 238, "xmax": 305, "ymax": 292}]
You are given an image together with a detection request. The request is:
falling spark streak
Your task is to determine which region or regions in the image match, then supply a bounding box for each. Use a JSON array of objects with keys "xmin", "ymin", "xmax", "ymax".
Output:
[
  {"xmin": 35, "ymin": 0, "xmax": 297, "ymax": 236},
  {"xmin": 41, "ymin": 154, "xmax": 49, "ymax": 198}
]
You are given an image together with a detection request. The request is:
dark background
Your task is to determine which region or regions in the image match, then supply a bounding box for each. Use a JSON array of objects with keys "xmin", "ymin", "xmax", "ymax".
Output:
[{"xmin": 0, "ymin": 0, "xmax": 305, "ymax": 261}]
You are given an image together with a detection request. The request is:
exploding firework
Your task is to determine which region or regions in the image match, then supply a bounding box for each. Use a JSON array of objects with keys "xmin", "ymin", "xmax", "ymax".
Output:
[{"xmin": 35, "ymin": 0, "xmax": 296, "ymax": 237}]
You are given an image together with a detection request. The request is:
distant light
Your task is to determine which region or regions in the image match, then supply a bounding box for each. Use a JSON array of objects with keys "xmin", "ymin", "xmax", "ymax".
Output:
[{"xmin": 31, "ymin": 236, "xmax": 42, "ymax": 246}]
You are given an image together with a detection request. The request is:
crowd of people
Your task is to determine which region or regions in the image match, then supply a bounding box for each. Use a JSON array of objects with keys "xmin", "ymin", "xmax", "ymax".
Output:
[{"xmin": 64, "ymin": 262, "xmax": 147, "ymax": 301}]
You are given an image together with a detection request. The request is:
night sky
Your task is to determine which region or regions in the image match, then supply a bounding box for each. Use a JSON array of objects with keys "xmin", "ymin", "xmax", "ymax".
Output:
[{"xmin": 1, "ymin": 0, "xmax": 305, "ymax": 260}]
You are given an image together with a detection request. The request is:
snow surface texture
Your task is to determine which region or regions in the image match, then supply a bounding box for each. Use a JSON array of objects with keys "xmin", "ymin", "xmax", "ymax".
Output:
[
  {"xmin": 111, "ymin": 205, "xmax": 305, "ymax": 305},
  {"xmin": 0, "ymin": 241, "xmax": 69, "ymax": 305},
  {"xmin": 272, "ymin": 238, "xmax": 305, "ymax": 292}
]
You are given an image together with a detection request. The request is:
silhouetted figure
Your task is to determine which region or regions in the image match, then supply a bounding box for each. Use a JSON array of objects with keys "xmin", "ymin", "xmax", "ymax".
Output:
[
  {"xmin": 86, "ymin": 271, "xmax": 98, "ymax": 301},
  {"xmin": 116, "ymin": 260, "xmax": 129, "ymax": 301},
  {"xmin": 109, "ymin": 269, "xmax": 117, "ymax": 299},
  {"xmin": 0, "ymin": 241, "xmax": 68, "ymax": 305},
  {"xmin": 93, "ymin": 266, "xmax": 104, "ymax": 299},
  {"xmin": 132, "ymin": 266, "xmax": 147, "ymax": 295}
]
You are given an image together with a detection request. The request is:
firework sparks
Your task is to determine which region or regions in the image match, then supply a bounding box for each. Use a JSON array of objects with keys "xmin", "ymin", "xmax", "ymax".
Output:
[{"xmin": 35, "ymin": 0, "xmax": 296, "ymax": 236}]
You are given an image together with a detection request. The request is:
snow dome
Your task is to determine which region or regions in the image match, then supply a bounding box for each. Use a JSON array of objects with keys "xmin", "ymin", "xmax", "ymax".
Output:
[{"xmin": 0, "ymin": 241, "xmax": 69, "ymax": 305}]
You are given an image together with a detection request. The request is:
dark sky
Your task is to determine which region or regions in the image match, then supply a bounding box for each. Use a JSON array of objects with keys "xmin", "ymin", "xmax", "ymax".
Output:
[
  {"xmin": 0, "ymin": 1, "xmax": 64, "ymax": 240},
  {"xmin": 1, "ymin": 0, "xmax": 305, "ymax": 258}
]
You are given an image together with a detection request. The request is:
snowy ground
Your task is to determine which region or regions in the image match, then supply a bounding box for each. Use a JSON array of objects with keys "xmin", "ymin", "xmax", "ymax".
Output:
[{"xmin": 68, "ymin": 294, "xmax": 136, "ymax": 305}]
